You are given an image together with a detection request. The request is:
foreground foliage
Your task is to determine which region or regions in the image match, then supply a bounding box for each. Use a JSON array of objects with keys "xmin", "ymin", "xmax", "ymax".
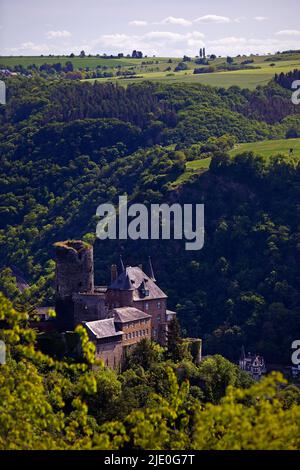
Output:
[{"xmin": 0, "ymin": 294, "xmax": 299, "ymax": 450}]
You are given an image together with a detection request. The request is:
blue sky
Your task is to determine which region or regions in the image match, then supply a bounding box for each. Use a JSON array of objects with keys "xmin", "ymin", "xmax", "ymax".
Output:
[{"xmin": 0, "ymin": 0, "xmax": 300, "ymax": 56}]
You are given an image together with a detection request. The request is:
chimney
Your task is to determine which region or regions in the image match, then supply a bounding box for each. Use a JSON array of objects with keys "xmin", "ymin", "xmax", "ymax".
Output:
[
  {"xmin": 111, "ymin": 264, "xmax": 118, "ymax": 283},
  {"xmin": 139, "ymin": 264, "xmax": 143, "ymax": 271}
]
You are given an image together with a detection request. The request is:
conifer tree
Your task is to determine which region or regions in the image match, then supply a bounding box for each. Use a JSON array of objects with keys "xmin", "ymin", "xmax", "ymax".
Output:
[{"xmin": 167, "ymin": 317, "xmax": 183, "ymax": 362}]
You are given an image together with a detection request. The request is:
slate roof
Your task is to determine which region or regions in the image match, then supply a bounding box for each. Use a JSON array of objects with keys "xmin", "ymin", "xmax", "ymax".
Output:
[
  {"xmin": 113, "ymin": 307, "xmax": 151, "ymax": 324},
  {"xmin": 109, "ymin": 267, "xmax": 167, "ymax": 300},
  {"xmin": 84, "ymin": 318, "xmax": 123, "ymax": 340}
]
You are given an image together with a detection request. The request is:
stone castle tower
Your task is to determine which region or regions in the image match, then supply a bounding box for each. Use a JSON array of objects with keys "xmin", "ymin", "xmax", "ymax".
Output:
[{"xmin": 55, "ymin": 240, "xmax": 94, "ymax": 331}]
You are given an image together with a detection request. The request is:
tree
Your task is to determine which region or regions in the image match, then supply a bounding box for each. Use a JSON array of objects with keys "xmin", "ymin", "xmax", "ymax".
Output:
[
  {"xmin": 132, "ymin": 50, "xmax": 143, "ymax": 59},
  {"xmin": 286, "ymin": 128, "xmax": 299, "ymax": 138},
  {"xmin": 175, "ymin": 62, "xmax": 188, "ymax": 72},
  {"xmin": 167, "ymin": 317, "xmax": 184, "ymax": 362},
  {"xmin": 197, "ymin": 355, "xmax": 253, "ymax": 403},
  {"xmin": 192, "ymin": 373, "xmax": 300, "ymax": 450},
  {"xmin": 80, "ymin": 50, "xmax": 86, "ymax": 58},
  {"xmin": 0, "ymin": 293, "xmax": 100, "ymax": 450},
  {"xmin": 126, "ymin": 338, "xmax": 164, "ymax": 370},
  {"xmin": 64, "ymin": 61, "xmax": 74, "ymax": 72},
  {"xmin": 227, "ymin": 56, "xmax": 234, "ymax": 64}
]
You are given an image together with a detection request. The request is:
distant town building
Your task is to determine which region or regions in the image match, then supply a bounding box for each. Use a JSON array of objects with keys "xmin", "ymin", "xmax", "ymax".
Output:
[{"xmin": 239, "ymin": 346, "xmax": 267, "ymax": 381}]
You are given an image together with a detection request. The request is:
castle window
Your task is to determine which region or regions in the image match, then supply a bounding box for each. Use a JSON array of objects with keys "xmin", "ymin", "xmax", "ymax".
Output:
[
  {"xmin": 157, "ymin": 302, "xmax": 161, "ymax": 309},
  {"xmin": 145, "ymin": 303, "xmax": 149, "ymax": 311}
]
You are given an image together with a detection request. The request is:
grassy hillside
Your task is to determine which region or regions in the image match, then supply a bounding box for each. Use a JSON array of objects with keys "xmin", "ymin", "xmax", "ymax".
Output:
[
  {"xmin": 1, "ymin": 52, "xmax": 300, "ymax": 89},
  {"xmin": 230, "ymin": 138, "xmax": 300, "ymax": 159},
  {"xmin": 171, "ymin": 158, "xmax": 211, "ymax": 187},
  {"xmin": 91, "ymin": 56, "xmax": 300, "ymax": 89},
  {"xmin": 0, "ymin": 55, "xmax": 164, "ymax": 68},
  {"xmin": 172, "ymin": 138, "xmax": 300, "ymax": 187}
]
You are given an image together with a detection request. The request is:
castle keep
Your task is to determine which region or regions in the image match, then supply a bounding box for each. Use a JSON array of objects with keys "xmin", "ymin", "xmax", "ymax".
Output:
[{"xmin": 54, "ymin": 240, "xmax": 176, "ymax": 368}]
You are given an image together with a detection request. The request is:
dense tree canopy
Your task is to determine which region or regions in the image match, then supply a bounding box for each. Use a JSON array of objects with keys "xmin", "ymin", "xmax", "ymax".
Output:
[{"xmin": 1, "ymin": 294, "xmax": 300, "ymax": 450}]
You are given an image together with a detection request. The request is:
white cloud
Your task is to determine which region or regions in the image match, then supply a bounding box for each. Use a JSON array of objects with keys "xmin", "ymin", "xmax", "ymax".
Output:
[
  {"xmin": 207, "ymin": 35, "xmax": 300, "ymax": 56},
  {"xmin": 276, "ymin": 29, "xmax": 300, "ymax": 36},
  {"xmin": 161, "ymin": 16, "xmax": 192, "ymax": 26},
  {"xmin": 233, "ymin": 17, "xmax": 245, "ymax": 24},
  {"xmin": 89, "ymin": 30, "xmax": 205, "ymax": 57},
  {"xmin": 9, "ymin": 41, "xmax": 51, "ymax": 54},
  {"xmin": 46, "ymin": 30, "xmax": 72, "ymax": 39},
  {"xmin": 254, "ymin": 16, "xmax": 268, "ymax": 22},
  {"xmin": 5, "ymin": 40, "xmax": 86, "ymax": 56},
  {"xmin": 194, "ymin": 15, "xmax": 230, "ymax": 24},
  {"xmin": 129, "ymin": 20, "xmax": 148, "ymax": 27}
]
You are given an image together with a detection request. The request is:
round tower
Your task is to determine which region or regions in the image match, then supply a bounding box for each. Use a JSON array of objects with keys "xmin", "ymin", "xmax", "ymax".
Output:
[{"xmin": 55, "ymin": 240, "xmax": 94, "ymax": 331}]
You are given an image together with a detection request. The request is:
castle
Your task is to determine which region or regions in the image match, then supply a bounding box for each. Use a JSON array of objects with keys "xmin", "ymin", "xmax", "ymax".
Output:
[{"xmin": 54, "ymin": 240, "xmax": 176, "ymax": 368}]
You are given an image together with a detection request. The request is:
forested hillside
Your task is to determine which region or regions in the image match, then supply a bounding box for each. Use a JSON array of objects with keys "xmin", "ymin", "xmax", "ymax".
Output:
[{"xmin": 1, "ymin": 75, "xmax": 300, "ymax": 363}]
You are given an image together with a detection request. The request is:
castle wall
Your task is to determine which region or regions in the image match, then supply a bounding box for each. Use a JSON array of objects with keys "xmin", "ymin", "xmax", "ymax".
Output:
[
  {"xmin": 106, "ymin": 289, "xmax": 133, "ymax": 309},
  {"xmin": 73, "ymin": 293, "xmax": 108, "ymax": 326},
  {"xmin": 95, "ymin": 338, "xmax": 124, "ymax": 369}
]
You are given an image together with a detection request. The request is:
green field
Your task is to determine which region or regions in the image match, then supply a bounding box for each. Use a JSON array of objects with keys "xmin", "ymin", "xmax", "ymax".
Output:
[
  {"xmin": 172, "ymin": 138, "xmax": 300, "ymax": 187},
  {"xmin": 0, "ymin": 55, "xmax": 168, "ymax": 68},
  {"xmin": 1, "ymin": 52, "xmax": 300, "ymax": 90},
  {"xmin": 171, "ymin": 158, "xmax": 211, "ymax": 187},
  {"xmin": 92, "ymin": 71, "xmax": 274, "ymax": 90},
  {"xmin": 230, "ymin": 138, "xmax": 300, "ymax": 159},
  {"xmin": 87, "ymin": 53, "xmax": 300, "ymax": 89}
]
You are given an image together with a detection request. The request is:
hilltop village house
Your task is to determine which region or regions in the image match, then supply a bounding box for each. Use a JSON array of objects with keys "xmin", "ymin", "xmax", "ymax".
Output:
[{"xmin": 54, "ymin": 240, "xmax": 177, "ymax": 368}]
